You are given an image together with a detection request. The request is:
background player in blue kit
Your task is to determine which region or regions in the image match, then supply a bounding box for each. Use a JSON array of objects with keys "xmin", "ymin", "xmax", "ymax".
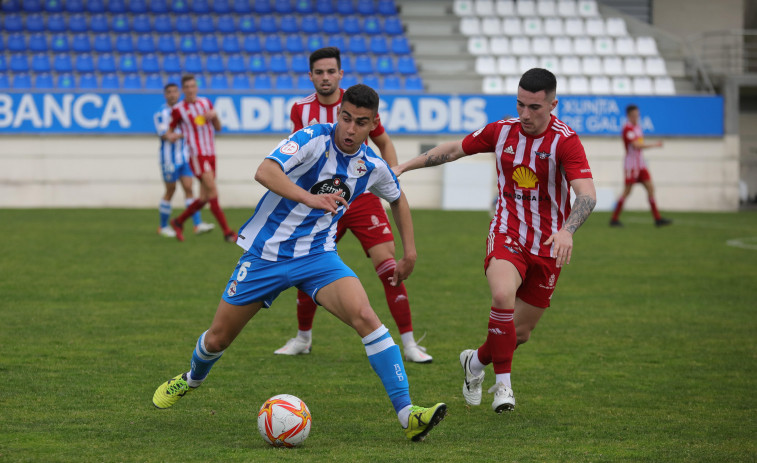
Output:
[
  {"xmin": 152, "ymin": 85, "xmax": 447, "ymax": 442},
  {"xmin": 153, "ymin": 83, "xmax": 213, "ymax": 237}
]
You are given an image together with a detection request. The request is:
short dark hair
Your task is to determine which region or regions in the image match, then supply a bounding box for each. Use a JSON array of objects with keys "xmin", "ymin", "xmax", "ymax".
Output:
[
  {"xmin": 518, "ymin": 68, "xmax": 557, "ymax": 95},
  {"xmin": 342, "ymin": 84, "xmax": 379, "ymax": 113},
  {"xmin": 309, "ymin": 47, "xmax": 341, "ymax": 71},
  {"xmin": 164, "ymin": 83, "xmax": 178, "ymax": 91},
  {"xmin": 181, "ymin": 74, "xmax": 195, "ymax": 85},
  {"xmin": 626, "ymin": 104, "xmax": 639, "ymax": 115}
]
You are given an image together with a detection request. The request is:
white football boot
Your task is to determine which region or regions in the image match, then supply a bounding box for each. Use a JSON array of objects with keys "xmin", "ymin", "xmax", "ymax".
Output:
[
  {"xmin": 404, "ymin": 344, "xmax": 433, "ymax": 364},
  {"xmin": 460, "ymin": 349, "xmax": 485, "ymax": 406},
  {"xmin": 158, "ymin": 226, "xmax": 177, "ymax": 238},
  {"xmin": 488, "ymin": 382, "xmax": 515, "ymax": 413},
  {"xmin": 194, "ymin": 222, "xmax": 215, "ymax": 234},
  {"xmin": 274, "ymin": 337, "xmax": 312, "ymax": 355}
]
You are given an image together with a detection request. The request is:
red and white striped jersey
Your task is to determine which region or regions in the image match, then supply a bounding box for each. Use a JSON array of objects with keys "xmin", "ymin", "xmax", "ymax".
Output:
[
  {"xmin": 622, "ymin": 122, "xmax": 647, "ymax": 178},
  {"xmin": 170, "ymin": 97, "xmax": 216, "ymax": 157},
  {"xmin": 462, "ymin": 115, "xmax": 592, "ymax": 258},
  {"xmin": 290, "ymin": 88, "xmax": 385, "ymax": 138}
]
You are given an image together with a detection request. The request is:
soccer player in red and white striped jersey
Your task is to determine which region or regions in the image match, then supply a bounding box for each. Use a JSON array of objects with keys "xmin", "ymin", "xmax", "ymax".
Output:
[
  {"xmin": 167, "ymin": 74, "xmax": 236, "ymax": 242},
  {"xmin": 394, "ymin": 68, "xmax": 597, "ymax": 412},
  {"xmin": 275, "ymin": 47, "xmax": 433, "ymax": 364},
  {"xmin": 610, "ymin": 104, "xmax": 671, "ymax": 227}
]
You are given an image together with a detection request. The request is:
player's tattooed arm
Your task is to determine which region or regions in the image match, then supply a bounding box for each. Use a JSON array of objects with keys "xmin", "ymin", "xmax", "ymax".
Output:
[
  {"xmin": 420, "ymin": 151, "xmax": 452, "ymax": 167},
  {"xmin": 393, "ymin": 140, "xmax": 466, "ymax": 176},
  {"xmin": 563, "ymin": 193, "xmax": 596, "ymax": 234}
]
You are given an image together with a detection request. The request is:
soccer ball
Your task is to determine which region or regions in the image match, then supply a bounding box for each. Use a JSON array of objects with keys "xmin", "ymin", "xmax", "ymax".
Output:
[{"xmin": 257, "ymin": 394, "xmax": 312, "ymax": 447}]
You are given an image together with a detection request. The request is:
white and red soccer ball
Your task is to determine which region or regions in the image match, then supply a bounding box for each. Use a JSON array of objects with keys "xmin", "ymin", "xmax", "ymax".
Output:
[{"xmin": 257, "ymin": 394, "xmax": 312, "ymax": 447}]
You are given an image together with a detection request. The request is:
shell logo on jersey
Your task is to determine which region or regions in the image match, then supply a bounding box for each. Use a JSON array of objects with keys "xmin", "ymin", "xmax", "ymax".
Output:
[
  {"xmin": 350, "ymin": 159, "xmax": 368, "ymax": 177},
  {"xmin": 512, "ymin": 166, "xmax": 538, "ymax": 189},
  {"xmin": 194, "ymin": 115, "xmax": 206, "ymax": 126},
  {"xmin": 310, "ymin": 177, "xmax": 352, "ymax": 202},
  {"xmin": 280, "ymin": 141, "xmax": 299, "ymax": 155}
]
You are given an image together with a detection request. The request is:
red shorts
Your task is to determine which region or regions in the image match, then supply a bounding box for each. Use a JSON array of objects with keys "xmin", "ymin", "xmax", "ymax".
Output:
[
  {"xmin": 336, "ymin": 193, "xmax": 394, "ymax": 256},
  {"xmin": 624, "ymin": 167, "xmax": 651, "ymax": 185},
  {"xmin": 189, "ymin": 154, "xmax": 216, "ymax": 179},
  {"xmin": 484, "ymin": 233, "xmax": 561, "ymax": 308}
]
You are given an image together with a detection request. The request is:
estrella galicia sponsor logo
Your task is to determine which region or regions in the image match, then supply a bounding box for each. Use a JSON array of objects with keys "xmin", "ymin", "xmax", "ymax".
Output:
[
  {"xmin": 536, "ymin": 151, "xmax": 552, "ymax": 160},
  {"xmin": 310, "ymin": 177, "xmax": 352, "ymax": 202},
  {"xmin": 503, "ymin": 190, "xmax": 550, "ymax": 202}
]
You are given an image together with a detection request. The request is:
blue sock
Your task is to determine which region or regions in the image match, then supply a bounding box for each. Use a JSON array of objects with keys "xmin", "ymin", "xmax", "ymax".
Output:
[
  {"xmin": 188, "ymin": 331, "xmax": 223, "ymax": 384},
  {"xmin": 159, "ymin": 200, "xmax": 171, "ymax": 228},
  {"xmin": 187, "ymin": 198, "xmax": 202, "ymax": 226},
  {"xmin": 363, "ymin": 325, "xmax": 411, "ymax": 414}
]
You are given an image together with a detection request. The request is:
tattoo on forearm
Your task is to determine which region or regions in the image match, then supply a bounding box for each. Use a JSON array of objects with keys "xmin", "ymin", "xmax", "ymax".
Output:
[
  {"xmin": 564, "ymin": 194, "xmax": 596, "ymax": 234},
  {"xmin": 421, "ymin": 152, "xmax": 451, "ymax": 167}
]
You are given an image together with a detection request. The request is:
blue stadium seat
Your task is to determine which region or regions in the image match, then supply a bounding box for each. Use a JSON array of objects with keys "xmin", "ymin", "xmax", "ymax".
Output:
[
  {"xmin": 397, "ymin": 56, "xmax": 417, "ymax": 75},
  {"xmin": 45, "ymin": 0, "xmax": 63, "ymax": 12},
  {"xmin": 89, "ymin": 13, "xmax": 108, "ymax": 32},
  {"xmin": 86, "ymin": 0, "xmax": 105, "ymax": 12},
  {"xmin": 259, "ymin": 14, "xmax": 278, "ymax": 34},
  {"xmin": 162, "ymin": 54, "xmax": 181, "ymax": 73},
  {"xmin": 306, "ymin": 35, "xmax": 324, "ymax": 53},
  {"xmin": 197, "ymin": 15, "xmax": 215, "ymax": 34},
  {"xmin": 232, "ymin": 75, "xmax": 252, "ymax": 89},
  {"xmin": 23, "ymin": 0, "xmax": 43, "ymax": 11},
  {"xmin": 404, "ymin": 75, "xmax": 423, "ymax": 91},
  {"xmin": 46, "ymin": 13, "xmax": 66, "ymax": 32},
  {"xmin": 316, "ymin": 1, "xmax": 334, "ymax": 14},
  {"xmin": 93, "ymin": 33, "xmax": 112, "ymax": 53},
  {"xmin": 296, "ymin": 74, "xmax": 312, "ymax": 90},
  {"xmin": 280, "ymin": 14, "xmax": 298, "ymax": 33},
  {"xmin": 78, "ymin": 73, "xmax": 98, "ymax": 89},
  {"xmin": 210, "ymin": 74, "xmax": 228, "ymax": 89},
  {"xmin": 35, "ymin": 72, "xmax": 54, "ymax": 89},
  {"xmin": 206, "ymin": 54, "xmax": 224, "ymax": 73},
  {"xmin": 384, "ymin": 17, "xmax": 403, "ymax": 35},
  {"xmin": 129, "ymin": 0, "xmax": 147, "ymax": 13},
  {"xmin": 150, "ymin": 0, "xmax": 168, "ymax": 13},
  {"xmin": 0, "ymin": 74, "xmax": 8, "ymax": 89},
  {"xmin": 243, "ymin": 35, "xmax": 262, "ymax": 53},
  {"xmin": 68, "ymin": 13, "xmax": 87, "ymax": 32},
  {"xmin": 264, "ymin": 35, "xmax": 283, "ymax": 53},
  {"xmin": 238, "ymin": 15, "xmax": 256, "ymax": 33},
  {"xmin": 336, "ymin": 0, "xmax": 355, "ymax": 15},
  {"xmin": 364, "ymin": 17, "xmax": 382, "ymax": 35},
  {"xmin": 119, "ymin": 54, "xmax": 138, "ymax": 73},
  {"xmin": 291, "ymin": 54, "xmax": 309, "ymax": 73},
  {"xmin": 157, "ymin": 35, "xmax": 177, "ymax": 53},
  {"xmin": 253, "ymin": 74, "xmax": 272, "ymax": 90},
  {"xmin": 286, "ymin": 35, "xmax": 305, "ymax": 53},
  {"xmin": 7, "ymin": 33, "xmax": 25, "ymax": 52},
  {"xmin": 383, "ymin": 75, "xmax": 401, "ymax": 91},
  {"xmin": 4, "ymin": 13, "xmax": 23, "ymax": 31},
  {"xmin": 253, "ymin": 0, "xmax": 271, "ymax": 13},
  {"xmin": 165, "ymin": 73, "xmax": 181, "ymax": 85},
  {"xmin": 213, "ymin": 0, "xmax": 231, "ymax": 13},
  {"xmin": 325, "ymin": 35, "xmax": 346, "ymax": 51},
  {"xmin": 25, "ymin": 13, "xmax": 45, "ymax": 32},
  {"xmin": 341, "ymin": 74, "xmax": 358, "ymax": 88},
  {"xmin": 301, "ymin": 15, "xmax": 320, "ymax": 34},
  {"xmin": 10, "ymin": 53, "xmax": 29, "ymax": 72},
  {"xmin": 370, "ymin": 36, "xmax": 388, "ymax": 54},
  {"xmin": 101, "ymin": 73, "xmax": 120, "ymax": 89},
  {"xmin": 108, "ymin": 0, "xmax": 127, "ymax": 13},
  {"xmin": 376, "ymin": 56, "xmax": 395, "ymax": 74},
  {"xmin": 65, "ymin": 0, "xmax": 84, "ymax": 12},
  {"xmin": 248, "ymin": 54, "xmax": 267, "ymax": 73},
  {"xmin": 132, "ymin": 14, "xmax": 152, "ymax": 33},
  {"xmin": 137, "ymin": 34, "xmax": 156, "ymax": 53},
  {"xmin": 227, "ymin": 54, "xmax": 245, "ymax": 73},
  {"xmin": 348, "ymin": 36, "xmax": 367, "ymax": 54},
  {"xmin": 29, "ymin": 33, "xmax": 48, "ymax": 52},
  {"xmin": 201, "ymin": 35, "xmax": 219, "ymax": 53},
  {"xmin": 72, "ymin": 33, "xmax": 91, "ymax": 52},
  {"xmin": 270, "ymin": 54, "xmax": 289, "ymax": 73},
  {"xmin": 75, "ymin": 53, "xmax": 94, "ymax": 72},
  {"xmin": 296, "ymin": 0, "xmax": 314, "ymax": 13},
  {"xmin": 154, "ymin": 14, "xmax": 172, "ymax": 33},
  {"xmin": 391, "ymin": 37, "xmax": 411, "ymax": 55},
  {"xmin": 275, "ymin": 0, "xmax": 293, "ymax": 13},
  {"xmin": 341, "ymin": 55, "xmax": 353, "ymax": 73},
  {"xmin": 12, "ymin": 73, "xmax": 32, "ymax": 89},
  {"xmin": 123, "ymin": 74, "xmax": 142, "ymax": 89},
  {"xmin": 96, "ymin": 53, "xmax": 116, "ymax": 73},
  {"xmin": 193, "ymin": 0, "xmax": 211, "ymax": 13},
  {"xmin": 276, "ymin": 74, "xmax": 294, "ymax": 90},
  {"xmin": 53, "ymin": 53, "xmax": 73, "ymax": 72},
  {"xmin": 116, "ymin": 34, "xmax": 134, "ymax": 53},
  {"xmin": 357, "ymin": 1, "xmax": 375, "ymax": 15},
  {"xmin": 0, "ymin": 55, "xmax": 8, "ymax": 72},
  {"xmin": 378, "ymin": 0, "xmax": 397, "ymax": 16},
  {"xmin": 1, "ymin": 0, "xmax": 21, "ymax": 11},
  {"xmin": 342, "ymin": 16, "xmax": 360, "ymax": 35},
  {"xmin": 57, "ymin": 73, "xmax": 75, "ymax": 89},
  {"xmin": 111, "ymin": 14, "xmax": 130, "ymax": 33},
  {"xmin": 355, "ymin": 56, "xmax": 373, "ymax": 74},
  {"xmin": 141, "ymin": 54, "xmax": 159, "ymax": 73},
  {"xmin": 172, "ymin": 0, "xmax": 190, "ymax": 13},
  {"xmin": 222, "ymin": 35, "xmax": 241, "ymax": 53},
  {"xmin": 363, "ymin": 74, "xmax": 380, "ymax": 89},
  {"xmin": 145, "ymin": 73, "xmax": 163, "ymax": 89},
  {"xmin": 50, "ymin": 34, "xmax": 69, "ymax": 52},
  {"xmin": 322, "ymin": 16, "xmax": 341, "ymax": 34},
  {"xmin": 184, "ymin": 54, "xmax": 203, "ymax": 74},
  {"xmin": 194, "ymin": 75, "xmax": 207, "ymax": 89},
  {"xmin": 31, "ymin": 53, "xmax": 51, "ymax": 72},
  {"xmin": 175, "ymin": 15, "xmax": 194, "ymax": 33},
  {"xmin": 218, "ymin": 15, "xmax": 236, "ymax": 33},
  {"xmin": 179, "ymin": 35, "xmax": 199, "ymax": 53}
]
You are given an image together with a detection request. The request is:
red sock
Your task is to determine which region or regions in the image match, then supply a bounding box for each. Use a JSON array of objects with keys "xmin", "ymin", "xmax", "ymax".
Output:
[
  {"xmin": 177, "ymin": 199, "xmax": 206, "ymax": 225},
  {"xmin": 649, "ymin": 197, "xmax": 662, "ymax": 221},
  {"xmin": 375, "ymin": 259, "xmax": 413, "ymax": 334},
  {"xmin": 611, "ymin": 197, "xmax": 625, "ymax": 222},
  {"xmin": 296, "ymin": 290, "xmax": 317, "ymax": 331},
  {"xmin": 477, "ymin": 307, "xmax": 516, "ymax": 374},
  {"xmin": 208, "ymin": 197, "xmax": 232, "ymax": 235}
]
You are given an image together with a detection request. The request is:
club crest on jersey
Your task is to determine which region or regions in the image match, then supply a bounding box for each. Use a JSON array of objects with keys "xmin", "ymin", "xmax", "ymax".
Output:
[
  {"xmin": 512, "ymin": 165, "xmax": 538, "ymax": 189},
  {"xmin": 310, "ymin": 177, "xmax": 352, "ymax": 202},
  {"xmin": 536, "ymin": 151, "xmax": 552, "ymax": 160},
  {"xmin": 350, "ymin": 159, "xmax": 368, "ymax": 177},
  {"xmin": 280, "ymin": 141, "xmax": 299, "ymax": 155},
  {"xmin": 227, "ymin": 280, "xmax": 237, "ymax": 297},
  {"xmin": 194, "ymin": 115, "xmax": 206, "ymax": 126}
]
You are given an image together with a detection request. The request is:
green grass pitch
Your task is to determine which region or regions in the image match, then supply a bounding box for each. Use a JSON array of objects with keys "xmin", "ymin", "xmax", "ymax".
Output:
[{"xmin": 0, "ymin": 208, "xmax": 755, "ymax": 462}]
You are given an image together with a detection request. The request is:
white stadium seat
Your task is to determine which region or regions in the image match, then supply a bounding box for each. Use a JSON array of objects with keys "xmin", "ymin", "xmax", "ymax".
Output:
[
  {"xmin": 495, "ymin": 0, "xmax": 516, "ymax": 16},
  {"xmin": 623, "ymin": 56, "xmax": 645, "ymax": 76},
  {"xmin": 516, "ymin": 0, "xmax": 536, "ymax": 16},
  {"xmin": 582, "ymin": 56, "xmax": 603, "ymax": 75},
  {"xmin": 523, "ymin": 17, "xmax": 544, "ymax": 36},
  {"xmin": 537, "ymin": 0, "xmax": 557, "ymax": 17},
  {"xmin": 632, "ymin": 77, "xmax": 654, "ymax": 94},
  {"xmin": 460, "ymin": 17, "xmax": 482, "ymax": 35},
  {"xmin": 482, "ymin": 17, "xmax": 502, "ymax": 35},
  {"xmin": 543, "ymin": 17, "xmax": 565, "ymax": 36},
  {"xmin": 645, "ymin": 57, "xmax": 668, "ymax": 76},
  {"xmin": 594, "ymin": 37, "xmax": 614, "ymax": 55},
  {"xmin": 490, "ymin": 36, "xmax": 510, "ymax": 54},
  {"xmin": 475, "ymin": 0, "xmax": 495, "ymax": 16},
  {"xmin": 468, "ymin": 37, "xmax": 490, "ymax": 55},
  {"xmin": 552, "ymin": 36, "xmax": 573, "ymax": 55},
  {"xmin": 502, "ymin": 17, "xmax": 523, "ymax": 35},
  {"xmin": 654, "ymin": 76, "xmax": 676, "ymax": 94},
  {"xmin": 518, "ymin": 56, "xmax": 539, "ymax": 73},
  {"xmin": 585, "ymin": 17, "xmax": 605, "ymax": 36},
  {"xmin": 603, "ymin": 56, "xmax": 624, "ymax": 75},
  {"xmin": 497, "ymin": 56, "xmax": 519, "ymax": 75},
  {"xmin": 614, "ymin": 37, "xmax": 636, "ymax": 56},
  {"xmin": 636, "ymin": 36, "xmax": 659, "ymax": 56},
  {"xmin": 573, "ymin": 36, "xmax": 593, "ymax": 55},
  {"xmin": 482, "ymin": 76, "xmax": 504, "ymax": 93},
  {"xmin": 561, "ymin": 56, "xmax": 582, "ymax": 75},
  {"xmin": 475, "ymin": 56, "xmax": 498, "ymax": 75},
  {"xmin": 531, "ymin": 36, "xmax": 552, "ymax": 55},
  {"xmin": 577, "ymin": 0, "xmax": 598, "ymax": 17},
  {"xmin": 504, "ymin": 76, "xmax": 521, "ymax": 93},
  {"xmin": 510, "ymin": 36, "xmax": 532, "ymax": 55},
  {"xmin": 590, "ymin": 76, "xmax": 611, "ymax": 94},
  {"xmin": 454, "ymin": 0, "xmax": 475, "ymax": 16},
  {"xmin": 612, "ymin": 76, "xmax": 633, "ymax": 94},
  {"xmin": 557, "ymin": 0, "xmax": 578, "ymax": 17},
  {"xmin": 564, "ymin": 18, "xmax": 585, "ymax": 36},
  {"xmin": 539, "ymin": 56, "xmax": 561, "ymax": 74},
  {"xmin": 606, "ymin": 17, "xmax": 627, "ymax": 36},
  {"xmin": 567, "ymin": 76, "xmax": 589, "ymax": 94}
]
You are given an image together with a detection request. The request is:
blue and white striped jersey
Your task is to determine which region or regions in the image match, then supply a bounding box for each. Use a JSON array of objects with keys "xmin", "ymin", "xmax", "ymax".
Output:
[
  {"xmin": 237, "ymin": 123, "xmax": 402, "ymax": 261},
  {"xmin": 154, "ymin": 104, "xmax": 188, "ymax": 168}
]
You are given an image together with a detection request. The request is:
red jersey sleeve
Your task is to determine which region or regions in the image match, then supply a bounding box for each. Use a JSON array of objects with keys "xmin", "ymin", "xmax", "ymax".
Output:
[
  {"xmin": 558, "ymin": 134, "xmax": 593, "ymax": 181},
  {"xmin": 369, "ymin": 114, "xmax": 385, "ymax": 138},
  {"xmin": 169, "ymin": 107, "xmax": 180, "ymax": 130},
  {"xmin": 290, "ymin": 104, "xmax": 303, "ymax": 133},
  {"xmin": 461, "ymin": 122, "xmax": 500, "ymax": 155}
]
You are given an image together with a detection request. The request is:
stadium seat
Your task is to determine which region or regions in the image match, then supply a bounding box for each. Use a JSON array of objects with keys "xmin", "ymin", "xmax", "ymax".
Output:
[
  {"xmin": 65, "ymin": 0, "xmax": 84, "ymax": 12},
  {"xmin": 78, "ymin": 73, "xmax": 98, "ymax": 89},
  {"xmin": 10, "ymin": 53, "xmax": 29, "ymax": 72},
  {"xmin": 383, "ymin": 75, "xmax": 401, "ymax": 91},
  {"xmin": 213, "ymin": 0, "xmax": 231, "ymax": 13},
  {"xmin": 378, "ymin": 0, "xmax": 397, "ymax": 15},
  {"xmin": 391, "ymin": 37, "xmax": 411, "ymax": 54},
  {"xmin": 552, "ymin": 36, "xmax": 572, "ymax": 55},
  {"xmin": 96, "ymin": 53, "xmax": 115, "ymax": 73},
  {"xmin": 603, "ymin": 56, "xmax": 623, "ymax": 75},
  {"xmin": 158, "ymin": 35, "xmax": 177, "ymax": 53},
  {"xmin": 206, "ymin": 54, "xmax": 224, "ymax": 73},
  {"xmin": 397, "ymin": 56, "xmax": 417, "ymax": 75},
  {"xmin": 357, "ymin": 1, "xmax": 375, "ymax": 15},
  {"xmin": 295, "ymin": 0, "xmax": 314, "ymax": 13},
  {"xmin": 531, "ymin": 37, "xmax": 551, "ymax": 55},
  {"xmin": 111, "ymin": 14, "xmax": 130, "ymax": 33},
  {"xmin": 123, "ymin": 74, "xmax": 142, "ymax": 89},
  {"xmin": 218, "ymin": 16, "xmax": 236, "ymax": 33},
  {"xmin": 276, "ymin": 74, "xmax": 294, "ymax": 90},
  {"xmin": 136, "ymin": 34, "xmax": 156, "ymax": 53},
  {"xmin": 654, "ymin": 76, "xmax": 675, "ymax": 95},
  {"xmin": 523, "ymin": 17, "xmax": 543, "ymax": 36},
  {"xmin": 348, "ymin": 36, "xmax": 368, "ymax": 54},
  {"xmin": 270, "ymin": 54, "xmax": 289, "ymax": 73},
  {"xmin": 645, "ymin": 57, "xmax": 668, "ymax": 76},
  {"xmin": 589, "ymin": 76, "xmax": 610, "ymax": 94},
  {"xmin": 322, "ymin": 16, "xmax": 340, "ymax": 34},
  {"xmin": 47, "ymin": 13, "xmax": 66, "ymax": 32},
  {"xmin": 115, "ymin": 34, "xmax": 135, "ymax": 53},
  {"xmin": 475, "ymin": 56, "xmax": 496, "ymax": 75},
  {"xmin": 22, "ymin": 0, "xmax": 42, "ymax": 11},
  {"xmin": 543, "ymin": 17, "xmax": 564, "ymax": 36},
  {"xmin": 31, "ymin": 53, "xmax": 51, "ymax": 72},
  {"xmin": 149, "ymin": 0, "xmax": 167, "ymax": 12},
  {"xmin": 301, "ymin": 15, "xmax": 320, "ymax": 33},
  {"xmin": 29, "ymin": 33, "xmax": 48, "ymax": 52},
  {"xmin": 296, "ymin": 74, "xmax": 312, "ymax": 90},
  {"xmin": 176, "ymin": 15, "xmax": 194, "ymax": 33},
  {"xmin": 355, "ymin": 56, "xmax": 374, "ymax": 74},
  {"xmin": 50, "ymin": 34, "xmax": 69, "ymax": 52},
  {"xmin": 316, "ymin": 0, "xmax": 335, "ymax": 14},
  {"xmin": 370, "ymin": 36, "xmax": 388, "ymax": 54},
  {"xmin": 119, "ymin": 54, "xmax": 138, "ymax": 73},
  {"xmin": 496, "ymin": 56, "xmax": 517, "ymax": 75},
  {"xmin": 363, "ymin": 74, "xmax": 380, "ymax": 89},
  {"xmin": 53, "ymin": 53, "xmax": 73, "ymax": 72},
  {"xmin": 72, "ymin": 33, "xmax": 91, "ymax": 52},
  {"xmin": 636, "ymin": 36, "xmax": 659, "ymax": 56},
  {"xmin": 165, "ymin": 73, "xmax": 181, "ymax": 86},
  {"xmin": 210, "ymin": 75, "xmax": 229, "ymax": 89},
  {"xmin": 632, "ymin": 76, "xmax": 653, "ymax": 94},
  {"xmin": 75, "ymin": 53, "xmax": 95, "ymax": 72},
  {"xmin": 326, "ymin": 35, "xmax": 347, "ymax": 51},
  {"xmin": 154, "ymin": 14, "xmax": 172, "ymax": 33},
  {"xmin": 0, "ymin": 56, "xmax": 5, "ymax": 73},
  {"xmin": 145, "ymin": 73, "xmax": 163, "ymax": 89},
  {"xmin": 227, "ymin": 54, "xmax": 245, "ymax": 73},
  {"xmin": 129, "ymin": 0, "xmax": 147, "ymax": 13},
  {"xmin": 564, "ymin": 17, "xmax": 585, "ymax": 36},
  {"xmin": 239, "ymin": 15, "xmax": 256, "ymax": 33},
  {"xmin": 341, "ymin": 55, "xmax": 354, "ymax": 73},
  {"xmin": 248, "ymin": 54, "xmax": 267, "ymax": 73},
  {"xmin": 42, "ymin": 0, "xmax": 62, "ymax": 12},
  {"xmin": 222, "ymin": 35, "xmax": 241, "ymax": 53},
  {"xmin": 57, "ymin": 73, "xmax": 75, "ymax": 89},
  {"xmin": 252, "ymin": 0, "xmax": 269, "ymax": 13},
  {"xmin": 193, "ymin": 0, "xmax": 211, "ymax": 13},
  {"xmin": 291, "ymin": 53, "xmax": 309, "ymax": 73},
  {"xmin": 482, "ymin": 76, "xmax": 504, "ymax": 94},
  {"xmin": 197, "ymin": 15, "xmax": 216, "ymax": 34},
  {"xmin": 516, "ymin": 0, "xmax": 536, "ymax": 15},
  {"xmin": 460, "ymin": 17, "xmax": 481, "ymax": 36},
  {"xmin": 336, "ymin": 0, "xmax": 355, "ymax": 14},
  {"xmin": 184, "ymin": 54, "xmax": 203, "ymax": 74},
  {"xmin": 1, "ymin": 0, "xmax": 21, "ymax": 11},
  {"xmin": 244, "ymin": 35, "xmax": 262, "ymax": 53},
  {"xmin": 343, "ymin": 16, "xmax": 360, "ymax": 35},
  {"xmin": 109, "ymin": 0, "xmax": 127, "ymax": 13},
  {"xmin": 12, "ymin": 73, "xmax": 32, "ymax": 89},
  {"xmin": 259, "ymin": 15, "xmax": 278, "ymax": 34},
  {"xmin": 376, "ymin": 56, "xmax": 395, "ymax": 74},
  {"xmin": 232, "ymin": 74, "xmax": 252, "ymax": 89},
  {"xmin": 253, "ymin": 74, "xmax": 272, "ymax": 90},
  {"xmin": 280, "ymin": 14, "xmax": 299, "ymax": 33},
  {"xmin": 518, "ymin": 56, "xmax": 538, "ymax": 73},
  {"xmin": 180, "ymin": 36, "xmax": 199, "ymax": 53},
  {"xmin": 306, "ymin": 35, "xmax": 324, "ymax": 52},
  {"xmin": 141, "ymin": 54, "xmax": 159, "ymax": 73},
  {"xmin": 341, "ymin": 74, "xmax": 358, "ymax": 88},
  {"xmin": 482, "ymin": 18, "xmax": 502, "ymax": 36},
  {"xmin": 585, "ymin": 17, "xmax": 605, "ymax": 36},
  {"xmin": 25, "ymin": 13, "xmax": 44, "ymax": 31},
  {"xmin": 100, "ymin": 73, "xmax": 119, "ymax": 89},
  {"xmin": 582, "ymin": 56, "xmax": 602, "ymax": 75},
  {"xmin": 264, "ymin": 35, "xmax": 284, "ymax": 53},
  {"xmin": 363, "ymin": 17, "xmax": 382, "ymax": 35},
  {"xmin": 557, "ymin": 0, "xmax": 578, "ymax": 16},
  {"xmin": 622, "ymin": 57, "xmax": 644, "ymax": 76},
  {"xmin": 286, "ymin": 35, "xmax": 305, "ymax": 53},
  {"xmin": 172, "ymin": 0, "xmax": 190, "ymax": 13},
  {"xmin": 611, "ymin": 76, "xmax": 632, "ymax": 94},
  {"xmin": 7, "ymin": 33, "xmax": 25, "ymax": 52},
  {"xmin": 566, "ymin": 76, "xmax": 589, "ymax": 94},
  {"xmin": 162, "ymin": 54, "xmax": 181, "ymax": 73},
  {"xmin": 594, "ymin": 37, "xmax": 614, "ymax": 56},
  {"xmin": 578, "ymin": 0, "xmax": 598, "ymax": 16},
  {"xmin": 89, "ymin": 13, "xmax": 108, "ymax": 32},
  {"xmin": 68, "ymin": 13, "xmax": 87, "ymax": 32},
  {"xmin": 201, "ymin": 35, "xmax": 220, "ymax": 53}
]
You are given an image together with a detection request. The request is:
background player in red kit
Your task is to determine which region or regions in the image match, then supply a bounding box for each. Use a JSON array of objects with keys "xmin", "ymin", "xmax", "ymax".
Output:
[
  {"xmin": 610, "ymin": 104, "xmax": 672, "ymax": 227},
  {"xmin": 167, "ymin": 75, "xmax": 237, "ymax": 242},
  {"xmin": 276, "ymin": 47, "xmax": 433, "ymax": 364},
  {"xmin": 394, "ymin": 68, "xmax": 596, "ymax": 412}
]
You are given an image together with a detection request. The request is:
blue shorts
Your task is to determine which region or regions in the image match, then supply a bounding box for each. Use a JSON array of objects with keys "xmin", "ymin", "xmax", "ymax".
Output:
[
  {"xmin": 162, "ymin": 161, "xmax": 193, "ymax": 183},
  {"xmin": 222, "ymin": 251, "xmax": 358, "ymax": 308}
]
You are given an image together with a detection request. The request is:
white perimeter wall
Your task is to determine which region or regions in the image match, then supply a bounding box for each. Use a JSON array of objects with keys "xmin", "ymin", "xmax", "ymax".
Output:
[{"xmin": 0, "ymin": 133, "xmax": 739, "ymax": 211}]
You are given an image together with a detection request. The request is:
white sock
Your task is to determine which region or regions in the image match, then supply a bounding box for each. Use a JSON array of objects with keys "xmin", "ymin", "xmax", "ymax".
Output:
[
  {"xmin": 297, "ymin": 330, "xmax": 312, "ymax": 342},
  {"xmin": 400, "ymin": 331, "xmax": 415, "ymax": 348},
  {"xmin": 470, "ymin": 349, "xmax": 485, "ymax": 376},
  {"xmin": 398, "ymin": 404, "xmax": 412, "ymax": 428},
  {"xmin": 186, "ymin": 371, "xmax": 203, "ymax": 388},
  {"xmin": 495, "ymin": 373, "xmax": 511, "ymax": 389}
]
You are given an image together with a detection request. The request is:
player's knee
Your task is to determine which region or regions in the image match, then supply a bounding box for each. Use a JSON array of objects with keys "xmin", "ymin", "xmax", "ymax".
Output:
[
  {"xmin": 349, "ymin": 305, "xmax": 380, "ymax": 333},
  {"xmin": 490, "ymin": 290, "xmax": 516, "ymax": 311},
  {"xmin": 204, "ymin": 330, "xmax": 231, "ymax": 352},
  {"xmin": 515, "ymin": 324, "xmax": 534, "ymax": 346}
]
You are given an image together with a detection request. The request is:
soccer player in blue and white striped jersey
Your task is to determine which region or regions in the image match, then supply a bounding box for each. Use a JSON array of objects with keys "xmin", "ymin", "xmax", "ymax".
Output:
[{"xmin": 152, "ymin": 85, "xmax": 446, "ymax": 442}]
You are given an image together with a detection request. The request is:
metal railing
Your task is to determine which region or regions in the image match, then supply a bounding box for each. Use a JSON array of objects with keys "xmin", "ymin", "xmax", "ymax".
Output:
[{"xmin": 688, "ymin": 30, "xmax": 757, "ymax": 82}]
